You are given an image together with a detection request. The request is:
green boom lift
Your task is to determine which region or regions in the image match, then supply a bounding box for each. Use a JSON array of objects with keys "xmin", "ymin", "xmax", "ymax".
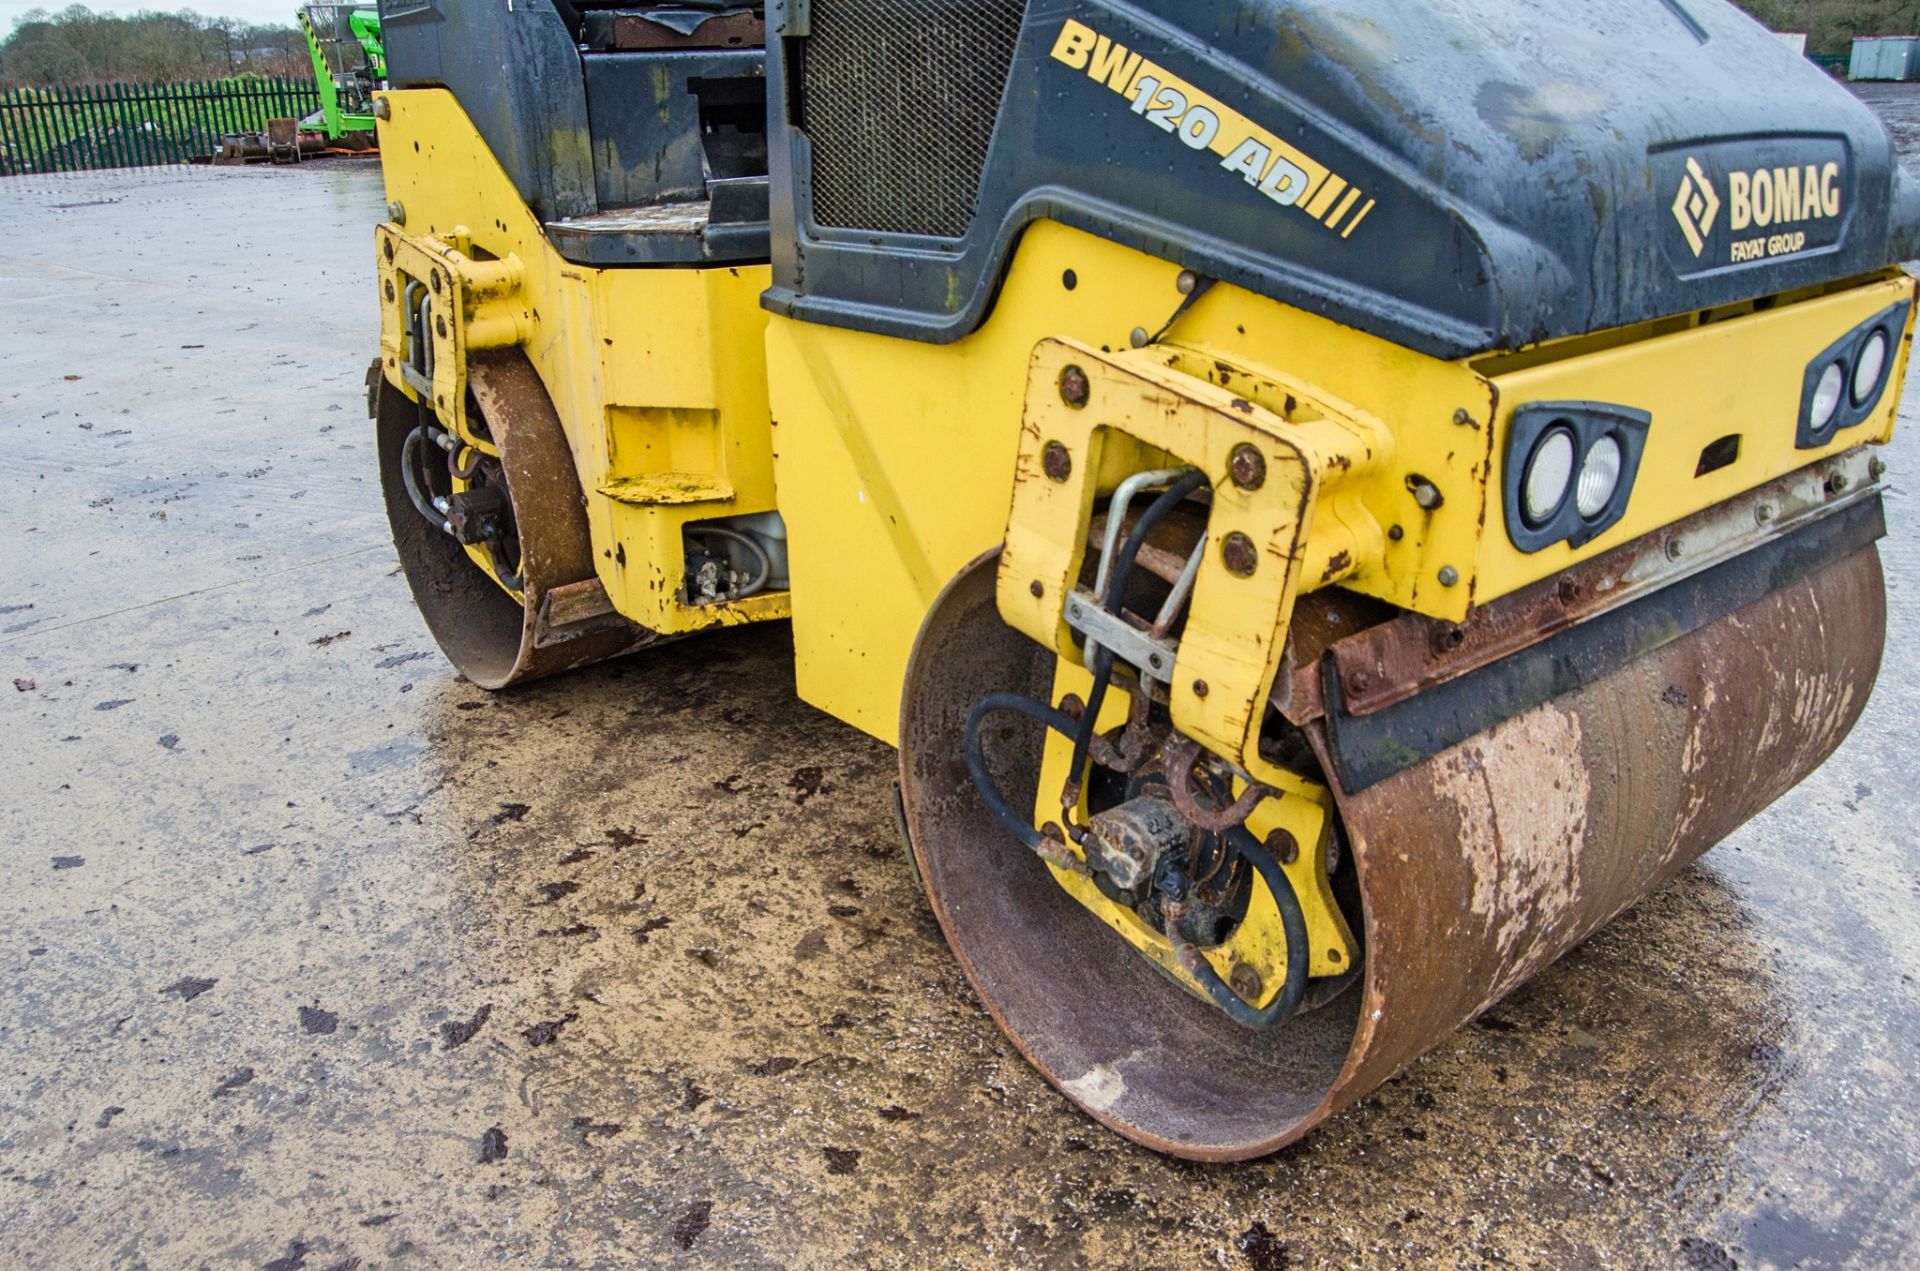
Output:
[{"xmin": 297, "ymin": 2, "xmax": 384, "ymax": 141}]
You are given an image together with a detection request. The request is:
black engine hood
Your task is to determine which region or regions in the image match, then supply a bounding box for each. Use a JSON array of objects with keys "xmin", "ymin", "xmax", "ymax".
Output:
[{"xmin": 764, "ymin": 0, "xmax": 1920, "ymax": 357}]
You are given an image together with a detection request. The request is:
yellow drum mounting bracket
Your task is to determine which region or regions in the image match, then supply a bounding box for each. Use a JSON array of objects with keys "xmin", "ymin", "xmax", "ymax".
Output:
[
  {"xmin": 375, "ymin": 222, "xmax": 529, "ymax": 454},
  {"xmin": 997, "ymin": 336, "xmax": 1391, "ymax": 769},
  {"xmin": 1031, "ymin": 659, "xmax": 1360, "ymax": 1011}
]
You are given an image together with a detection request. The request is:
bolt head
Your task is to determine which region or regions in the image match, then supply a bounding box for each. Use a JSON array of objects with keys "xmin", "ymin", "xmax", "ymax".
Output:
[
  {"xmin": 1387, "ymin": 524, "xmax": 1404, "ymax": 542},
  {"xmin": 1452, "ymin": 408, "xmax": 1475, "ymax": 427},
  {"xmin": 1437, "ymin": 565, "xmax": 1460, "ymax": 587},
  {"xmin": 1221, "ymin": 532, "xmax": 1259, "ymax": 577},
  {"xmin": 1228, "ymin": 443, "xmax": 1267, "ymax": 491},
  {"xmin": 386, "ymin": 200, "xmax": 405, "ymax": 225},
  {"xmin": 1058, "ymin": 364, "xmax": 1090, "ymax": 409},
  {"xmin": 1041, "ymin": 441, "xmax": 1073, "ymax": 483},
  {"xmin": 1129, "ymin": 326, "xmax": 1150, "ymax": 349},
  {"xmin": 434, "ymin": 314, "xmax": 449, "ymax": 339},
  {"xmin": 372, "ymin": 97, "xmax": 391, "ymax": 121},
  {"xmin": 384, "ymin": 279, "xmax": 396, "ymax": 303},
  {"xmin": 1755, "ymin": 504, "xmax": 1776, "ymax": 526},
  {"xmin": 1410, "ymin": 477, "xmax": 1443, "ymax": 510},
  {"xmin": 1346, "ymin": 669, "xmax": 1372, "ymax": 694},
  {"xmin": 1229, "ymin": 963, "xmax": 1264, "ymax": 1001},
  {"xmin": 1265, "ymin": 827, "xmax": 1300, "ymax": 865},
  {"xmin": 1869, "ymin": 456, "xmax": 1888, "ymax": 481},
  {"xmin": 1666, "ymin": 539, "xmax": 1685, "ymax": 561},
  {"xmin": 1191, "ymin": 679, "xmax": 1209, "ymax": 698},
  {"xmin": 1176, "ymin": 270, "xmax": 1199, "ymax": 295},
  {"xmin": 1029, "ymin": 580, "xmax": 1044, "ymax": 599},
  {"xmin": 1828, "ymin": 471, "xmax": 1851, "ymax": 494}
]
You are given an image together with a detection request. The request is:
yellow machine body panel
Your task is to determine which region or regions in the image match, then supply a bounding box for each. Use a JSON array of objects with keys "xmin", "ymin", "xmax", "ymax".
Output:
[
  {"xmin": 770, "ymin": 217, "xmax": 1913, "ymax": 751},
  {"xmin": 374, "ymin": 88, "xmax": 788, "ymax": 634}
]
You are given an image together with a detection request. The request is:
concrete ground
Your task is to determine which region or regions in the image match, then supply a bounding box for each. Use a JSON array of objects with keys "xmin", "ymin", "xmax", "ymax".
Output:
[{"xmin": 4, "ymin": 96, "xmax": 1920, "ymax": 1269}]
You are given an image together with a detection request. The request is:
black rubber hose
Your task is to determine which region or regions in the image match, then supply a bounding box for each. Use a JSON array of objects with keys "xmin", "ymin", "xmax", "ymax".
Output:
[
  {"xmin": 1062, "ymin": 468, "xmax": 1210, "ymax": 807},
  {"xmin": 965, "ymin": 691, "xmax": 1082, "ymax": 851},
  {"xmin": 399, "ymin": 427, "xmax": 446, "ymax": 529},
  {"xmin": 1168, "ymin": 825, "xmax": 1311, "ymax": 1030}
]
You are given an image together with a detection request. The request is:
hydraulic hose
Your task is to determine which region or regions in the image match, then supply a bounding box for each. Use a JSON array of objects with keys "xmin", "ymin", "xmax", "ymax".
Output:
[
  {"xmin": 400, "ymin": 427, "xmax": 448, "ymax": 530},
  {"xmin": 687, "ymin": 525, "xmax": 774, "ymax": 599},
  {"xmin": 1164, "ymin": 825, "xmax": 1310, "ymax": 1030},
  {"xmin": 965, "ymin": 691, "xmax": 1083, "ymax": 854},
  {"xmin": 1063, "ymin": 468, "xmax": 1209, "ymax": 810}
]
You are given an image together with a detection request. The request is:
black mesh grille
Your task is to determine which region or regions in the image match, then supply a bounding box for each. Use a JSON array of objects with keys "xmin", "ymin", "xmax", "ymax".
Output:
[{"xmin": 799, "ymin": 0, "xmax": 1028, "ymax": 238}]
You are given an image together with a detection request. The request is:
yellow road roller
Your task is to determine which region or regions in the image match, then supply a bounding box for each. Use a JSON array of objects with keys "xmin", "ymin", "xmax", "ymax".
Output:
[{"xmin": 367, "ymin": 0, "xmax": 1917, "ymax": 1159}]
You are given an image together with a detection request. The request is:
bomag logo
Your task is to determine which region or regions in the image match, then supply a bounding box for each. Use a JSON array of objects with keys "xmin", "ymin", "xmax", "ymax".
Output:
[
  {"xmin": 1049, "ymin": 19, "xmax": 1374, "ymax": 239},
  {"xmin": 1671, "ymin": 155, "xmax": 1844, "ymax": 262},
  {"xmin": 1671, "ymin": 158, "xmax": 1721, "ymax": 257}
]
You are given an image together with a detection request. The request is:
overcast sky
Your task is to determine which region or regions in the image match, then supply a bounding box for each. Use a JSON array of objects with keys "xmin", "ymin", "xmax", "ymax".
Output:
[{"xmin": 3, "ymin": 0, "xmax": 299, "ymax": 34}]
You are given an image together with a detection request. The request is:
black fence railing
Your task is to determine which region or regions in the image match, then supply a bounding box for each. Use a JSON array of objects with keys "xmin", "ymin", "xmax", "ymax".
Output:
[{"xmin": 0, "ymin": 77, "xmax": 320, "ymax": 175}]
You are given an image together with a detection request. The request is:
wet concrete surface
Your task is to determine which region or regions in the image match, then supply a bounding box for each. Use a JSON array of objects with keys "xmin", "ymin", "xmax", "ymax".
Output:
[{"xmin": 4, "ymin": 95, "xmax": 1920, "ymax": 1268}]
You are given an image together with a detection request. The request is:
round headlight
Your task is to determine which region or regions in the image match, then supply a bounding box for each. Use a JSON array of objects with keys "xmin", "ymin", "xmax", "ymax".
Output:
[
  {"xmin": 1811, "ymin": 361, "xmax": 1846, "ymax": 432},
  {"xmin": 1853, "ymin": 330, "xmax": 1889, "ymax": 406},
  {"xmin": 1522, "ymin": 428, "xmax": 1576, "ymax": 526},
  {"xmin": 1576, "ymin": 435, "xmax": 1624, "ymax": 519}
]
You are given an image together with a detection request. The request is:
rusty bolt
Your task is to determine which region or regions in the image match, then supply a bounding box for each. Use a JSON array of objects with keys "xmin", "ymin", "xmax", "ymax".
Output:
[
  {"xmin": 1058, "ymin": 693, "xmax": 1085, "ymax": 721},
  {"xmin": 1041, "ymin": 440, "xmax": 1073, "ymax": 483},
  {"xmin": 382, "ymin": 237, "xmax": 395, "ymax": 262},
  {"xmin": 1221, "ymin": 532, "xmax": 1259, "ymax": 577},
  {"xmin": 384, "ymin": 279, "xmax": 396, "ymax": 303},
  {"xmin": 386, "ymin": 200, "xmax": 405, "ymax": 226},
  {"xmin": 1058, "ymin": 364, "xmax": 1090, "ymax": 409},
  {"xmin": 1191, "ymin": 679, "xmax": 1209, "ymax": 698},
  {"xmin": 1346, "ymin": 669, "xmax": 1372, "ymax": 694},
  {"xmin": 1437, "ymin": 565, "xmax": 1460, "ymax": 587},
  {"xmin": 1409, "ymin": 476, "xmax": 1443, "ymax": 510},
  {"xmin": 430, "ymin": 271, "xmax": 443, "ymax": 295},
  {"xmin": 1029, "ymin": 580, "xmax": 1044, "ymax": 599},
  {"xmin": 1177, "ymin": 270, "xmax": 1200, "ymax": 296},
  {"xmin": 372, "ymin": 97, "xmax": 391, "ymax": 121},
  {"xmin": 1452, "ymin": 407, "xmax": 1476, "ymax": 427},
  {"xmin": 435, "ymin": 314, "xmax": 449, "ymax": 340},
  {"xmin": 1230, "ymin": 963, "xmax": 1264, "ymax": 1001},
  {"xmin": 1229, "ymin": 443, "xmax": 1267, "ymax": 491},
  {"xmin": 1557, "ymin": 576, "xmax": 1579, "ymax": 605},
  {"xmin": 1266, "ymin": 827, "xmax": 1300, "ymax": 865},
  {"xmin": 1387, "ymin": 524, "xmax": 1404, "ymax": 542},
  {"xmin": 1431, "ymin": 624, "xmax": 1466, "ymax": 655},
  {"xmin": 1869, "ymin": 456, "xmax": 1888, "ymax": 481},
  {"xmin": 1129, "ymin": 326, "xmax": 1151, "ymax": 349}
]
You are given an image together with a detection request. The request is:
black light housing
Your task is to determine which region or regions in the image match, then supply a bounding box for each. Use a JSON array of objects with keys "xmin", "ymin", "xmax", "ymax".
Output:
[
  {"xmin": 1797, "ymin": 299, "xmax": 1909, "ymax": 450},
  {"xmin": 1502, "ymin": 402, "xmax": 1652, "ymax": 553}
]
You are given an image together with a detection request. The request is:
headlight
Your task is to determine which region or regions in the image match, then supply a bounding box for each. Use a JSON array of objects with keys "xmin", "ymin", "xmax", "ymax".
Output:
[
  {"xmin": 1798, "ymin": 299, "xmax": 1910, "ymax": 449},
  {"xmin": 1575, "ymin": 435, "xmax": 1623, "ymax": 519},
  {"xmin": 1522, "ymin": 429, "xmax": 1575, "ymax": 526},
  {"xmin": 1853, "ymin": 330, "xmax": 1889, "ymax": 407},
  {"xmin": 1811, "ymin": 362, "xmax": 1845, "ymax": 432},
  {"xmin": 1502, "ymin": 403, "xmax": 1651, "ymax": 553}
]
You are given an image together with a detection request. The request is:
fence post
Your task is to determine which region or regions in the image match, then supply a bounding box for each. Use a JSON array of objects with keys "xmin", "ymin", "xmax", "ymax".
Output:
[
  {"xmin": 84, "ymin": 83, "xmax": 110, "ymax": 169},
  {"xmin": 0, "ymin": 89, "xmax": 19, "ymax": 177}
]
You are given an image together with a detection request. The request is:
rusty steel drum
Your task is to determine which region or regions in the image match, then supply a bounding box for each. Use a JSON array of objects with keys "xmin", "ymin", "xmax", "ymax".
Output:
[
  {"xmin": 373, "ymin": 350, "xmax": 654, "ymax": 689},
  {"xmin": 898, "ymin": 544, "xmax": 1885, "ymax": 1160}
]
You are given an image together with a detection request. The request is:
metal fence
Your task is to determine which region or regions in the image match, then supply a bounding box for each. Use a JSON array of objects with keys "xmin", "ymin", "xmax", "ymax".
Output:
[{"xmin": 0, "ymin": 77, "xmax": 320, "ymax": 176}]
